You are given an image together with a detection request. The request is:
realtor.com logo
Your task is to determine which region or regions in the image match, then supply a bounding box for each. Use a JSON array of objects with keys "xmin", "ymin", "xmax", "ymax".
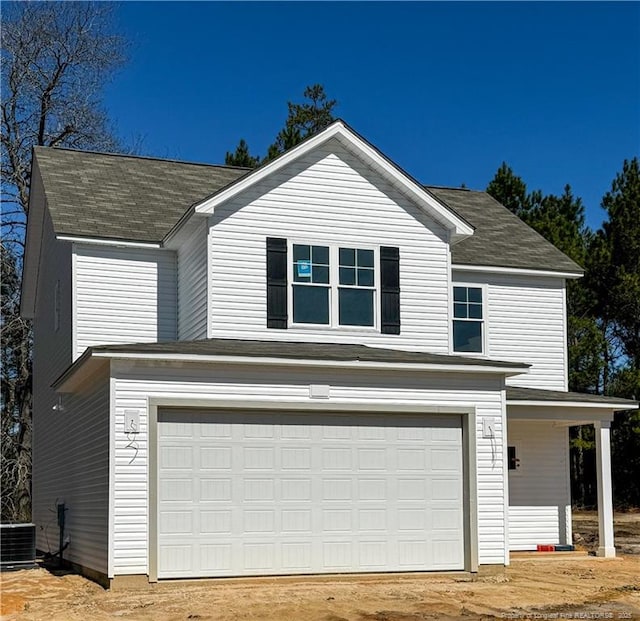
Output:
[{"xmin": 500, "ymin": 613, "xmax": 632, "ymax": 620}]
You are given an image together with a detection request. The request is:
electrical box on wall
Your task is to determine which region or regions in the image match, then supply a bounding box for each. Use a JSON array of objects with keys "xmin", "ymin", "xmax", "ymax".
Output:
[
  {"xmin": 482, "ymin": 417, "xmax": 496, "ymax": 439},
  {"xmin": 124, "ymin": 410, "xmax": 140, "ymax": 434}
]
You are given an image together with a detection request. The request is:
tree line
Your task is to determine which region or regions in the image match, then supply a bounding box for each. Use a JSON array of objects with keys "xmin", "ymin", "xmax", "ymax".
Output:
[
  {"xmin": 486, "ymin": 160, "xmax": 640, "ymax": 507},
  {"xmin": 1, "ymin": 2, "xmax": 638, "ymax": 523}
]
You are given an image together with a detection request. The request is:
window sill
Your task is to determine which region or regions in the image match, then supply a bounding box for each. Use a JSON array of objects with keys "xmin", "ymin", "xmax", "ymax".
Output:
[
  {"xmin": 289, "ymin": 323, "xmax": 379, "ymax": 333},
  {"xmin": 451, "ymin": 350, "xmax": 489, "ymax": 359}
]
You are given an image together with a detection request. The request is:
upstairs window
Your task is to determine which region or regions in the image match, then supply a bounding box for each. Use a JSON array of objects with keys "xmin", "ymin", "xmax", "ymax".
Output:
[
  {"xmin": 266, "ymin": 238, "xmax": 400, "ymax": 333},
  {"xmin": 338, "ymin": 248, "xmax": 375, "ymax": 327},
  {"xmin": 291, "ymin": 244, "xmax": 376, "ymax": 328},
  {"xmin": 453, "ymin": 285, "xmax": 483, "ymax": 353},
  {"xmin": 292, "ymin": 244, "xmax": 330, "ymax": 324}
]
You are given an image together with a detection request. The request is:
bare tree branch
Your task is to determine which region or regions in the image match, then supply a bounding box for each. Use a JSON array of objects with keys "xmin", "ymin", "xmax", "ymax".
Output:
[{"xmin": 1, "ymin": 1, "xmax": 127, "ymax": 522}]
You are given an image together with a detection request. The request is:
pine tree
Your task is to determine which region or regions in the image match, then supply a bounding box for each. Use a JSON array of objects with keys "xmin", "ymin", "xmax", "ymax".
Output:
[
  {"xmin": 263, "ymin": 84, "xmax": 337, "ymax": 164},
  {"xmin": 225, "ymin": 139, "xmax": 259, "ymax": 168},
  {"xmin": 224, "ymin": 85, "xmax": 338, "ymax": 168},
  {"xmin": 602, "ymin": 158, "xmax": 640, "ymax": 370},
  {"xmin": 486, "ymin": 163, "xmax": 530, "ymax": 217}
]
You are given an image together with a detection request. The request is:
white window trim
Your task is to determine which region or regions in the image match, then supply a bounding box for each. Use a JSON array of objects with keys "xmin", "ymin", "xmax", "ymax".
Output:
[
  {"xmin": 287, "ymin": 240, "xmax": 380, "ymax": 331},
  {"xmin": 450, "ymin": 282, "xmax": 488, "ymax": 357}
]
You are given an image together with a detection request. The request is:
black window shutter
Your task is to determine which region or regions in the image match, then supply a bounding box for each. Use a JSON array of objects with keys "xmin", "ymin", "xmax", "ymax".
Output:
[
  {"xmin": 266, "ymin": 237, "xmax": 288, "ymax": 329},
  {"xmin": 380, "ymin": 246, "xmax": 400, "ymax": 334}
]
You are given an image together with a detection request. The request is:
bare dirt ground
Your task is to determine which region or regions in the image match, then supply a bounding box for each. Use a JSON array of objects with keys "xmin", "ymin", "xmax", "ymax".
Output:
[
  {"xmin": 1, "ymin": 511, "xmax": 639, "ymax": 621},
  {"xmin": 573, "ymin": 510, "xmax": 640, "ymax": 555}
]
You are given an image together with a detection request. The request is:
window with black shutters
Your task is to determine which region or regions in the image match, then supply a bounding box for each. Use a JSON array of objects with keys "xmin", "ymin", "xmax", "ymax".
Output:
[{"xmin": 266, "ymin": 239, "xmax": 400, "ymax": 332}]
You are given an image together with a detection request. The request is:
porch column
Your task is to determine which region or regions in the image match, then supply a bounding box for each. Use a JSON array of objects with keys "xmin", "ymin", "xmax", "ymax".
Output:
[{"xmin": 594, "ymin": 420, "xmax": 615, "ymax": 557}]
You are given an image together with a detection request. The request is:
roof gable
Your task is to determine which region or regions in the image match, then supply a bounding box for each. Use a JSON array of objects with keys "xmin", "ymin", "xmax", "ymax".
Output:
[
  {"xmin": 194, "ymin": 120, "xmax": 474, "ymax": 241},
  {"xmin": 29, "ymin": 124, "xmax": 582, "ymax": 275}
]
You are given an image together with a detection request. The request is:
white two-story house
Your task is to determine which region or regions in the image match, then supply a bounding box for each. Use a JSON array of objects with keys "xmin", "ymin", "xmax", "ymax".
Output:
[{"xmin": 21, "ymin": 121, "xmax": 636, "ymax": 587}]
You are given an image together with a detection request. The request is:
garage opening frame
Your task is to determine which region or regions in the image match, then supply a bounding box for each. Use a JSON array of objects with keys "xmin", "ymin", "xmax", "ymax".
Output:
[{"xmin": 146, "ymin": 398, "xmax": 479, "ymax": 582}]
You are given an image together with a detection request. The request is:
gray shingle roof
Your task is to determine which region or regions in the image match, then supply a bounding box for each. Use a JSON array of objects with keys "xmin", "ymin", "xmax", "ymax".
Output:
[
  {"xmin": 89, "ymin": 338, "xmax": 527, "ymax": 368},
  {"xmin": 33, "ymin": 147, "xmax": 248, "ymax": 243},
  {"xmin": 507, "ymin": 386, "xmax": 638, "ymax": 406},
  {"xmin": 427, "ymin": 187, "xmax": 583, "ymax": 274},
  {"xmin": 54, "ymin": 338, "xmax": 529, "ymax": 389},
  {"xmin": 33, "ymin": 146, "xmax": 582, "ymax": 273}
]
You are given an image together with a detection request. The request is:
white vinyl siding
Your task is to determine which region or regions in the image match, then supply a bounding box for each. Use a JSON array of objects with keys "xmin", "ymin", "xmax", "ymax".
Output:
[
  {"xmin": 111, "ymin": 361, "xmax": 507, "ymax": 575},
  {"xmin": 208, "ymin": 137, "xmax": 450, "ymax": 352},
  {"xmin": 453, "ymin": 271, "xmax": 567, "ymax": 390},
  {"xmin": 177, "ymin": 222, "xmax": 208, "ymax": 340},
  {"xmin": 507, "ymin": 420, "xmax": 571, "ymax": 550},
  {"xmin": 30, "ymin": 184, "xmax": 77, "ymax": 562},
  {"xmin": 32, "ymin": 368, "xmax": 110, "ymax": 574},
  {"xmin": 31, "ymin": 188, "xmax": 73, "ymax": 401},
  {"xmin": 74, "ymin": 244, "xmax": 177, "ymax": 358}
]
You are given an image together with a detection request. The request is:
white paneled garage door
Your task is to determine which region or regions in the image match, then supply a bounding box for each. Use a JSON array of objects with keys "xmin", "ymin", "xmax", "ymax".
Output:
[{"xmin": 157, "ymin": 409, "xmax": 464, "ymax": 578}]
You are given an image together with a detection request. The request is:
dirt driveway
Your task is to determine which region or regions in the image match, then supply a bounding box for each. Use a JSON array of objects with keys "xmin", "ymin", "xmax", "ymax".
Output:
[
  {"xmin": 2, "ymin": 511, "xmax": 640, "ymax": 621},
  {"xmin": 2, "ymin": 555, "xmax": 639, "ymax": 621}
]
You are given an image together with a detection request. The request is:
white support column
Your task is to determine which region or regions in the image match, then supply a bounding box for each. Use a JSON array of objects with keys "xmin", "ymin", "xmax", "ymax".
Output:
[{"xmin": 594, "ymin": 420, "xmax": 615, "ymax": 557}]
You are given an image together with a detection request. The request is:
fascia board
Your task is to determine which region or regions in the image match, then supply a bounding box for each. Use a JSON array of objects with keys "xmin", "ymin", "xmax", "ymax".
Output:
[
  {"xmin": 507, "ymin": 399, "xmax": 638, "ymax": 410},
  {"xmin": 194, "ymin": 121, "xmax": 474, "ymax": 237},
  {"xmin": 57, "ymin": 235, "xmax": 162, "ymax": 249},
  {"xmin": 453, "ymin": 263, "xmax": 583, "ymax": 279},
  {"xmin": 54, "ymin": 349, "xmax": 529, "ymax": 391},
  {"xmin": 91, "ymin": 350, "xmax": 529, "ymax": 375}
]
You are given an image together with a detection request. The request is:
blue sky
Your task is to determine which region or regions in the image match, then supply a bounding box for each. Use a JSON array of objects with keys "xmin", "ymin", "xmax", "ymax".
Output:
[{"xmin": 105, "ymin": 2, "xmax": 639, "ymax": 230}]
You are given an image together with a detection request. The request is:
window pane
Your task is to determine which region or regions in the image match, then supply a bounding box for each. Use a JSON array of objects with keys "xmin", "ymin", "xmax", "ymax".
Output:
[
  {"xmin": 453, "ymin": 286, "xmax": 467, "ymax": 302},
  {"xmin": 454, "ymin": 303, "xmax": 467, "ymax": 319},
  {"xmin": 339, "ymin": 267, "xmax": 356, "ymax": 285},
  {"xmin": 468, "ymin": 287, "xmax": 482, "ymax": 303},
  {"xmin": 293, "ymin": 285, "xmax": 329, "ymax": 324},
  {"xmin": 357, "ymin": 268, "xmax": 374, "ymax": 287},
  {"xmin": 314, "ymin": 265, "xmax": 329, "ymax": 284},
  {"xmin": 453, "ymin": 320, "xmax": 482, "ymax": 352},
  {"xmin": 468, "ymin": 303, "xmax": 483, "ymax": 319},
  {"xmin": 312, "ymin": 245, "xmax": 329, "ymax": 265},
  {"xmin": 339, "ymin": 288, "xmax": 374, "ymax": 326},
  {"xmin": 357, "ymin": 249, "xmax": 374, "ymax": 267},
  {"xmin": 293, "ymin": 244, "xmax": 310, "ymax": 261},
  {"xmin": 339, "ymin": 247, "xmax": 355, "ymax": 266}
]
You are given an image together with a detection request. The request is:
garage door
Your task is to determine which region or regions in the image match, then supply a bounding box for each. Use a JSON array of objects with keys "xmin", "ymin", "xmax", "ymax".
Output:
[{"xmin": 157, "ymin": 409, "xmax": 465, "ymax": 578}]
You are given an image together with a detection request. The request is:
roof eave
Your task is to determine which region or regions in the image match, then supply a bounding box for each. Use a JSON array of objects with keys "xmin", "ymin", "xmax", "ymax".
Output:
[
  {"xmin": 53, "ymin": 348, "xmax": 529, "ymax": 393},
  {"xmin": 507, "ymin": 399, "xmax": 638, "ymax": 410},
  {"xmin": 452, "ymin": 263, "xmax": 584, "ymax": 279},
  {"xmin": 55, "ymin": 233, "xmax": 163, "ymax": 248}
]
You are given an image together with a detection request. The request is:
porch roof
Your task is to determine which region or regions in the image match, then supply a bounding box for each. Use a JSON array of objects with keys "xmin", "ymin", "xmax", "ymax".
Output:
[{"xmin": 506, "ymin": 386, "xmax": 637, "ymax": 410}]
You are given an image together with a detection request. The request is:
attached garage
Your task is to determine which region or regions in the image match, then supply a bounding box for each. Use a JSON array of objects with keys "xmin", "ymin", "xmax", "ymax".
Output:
[{"xmin": 156, "ymin": 409, "xmax": 465, "ymax": 578}]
